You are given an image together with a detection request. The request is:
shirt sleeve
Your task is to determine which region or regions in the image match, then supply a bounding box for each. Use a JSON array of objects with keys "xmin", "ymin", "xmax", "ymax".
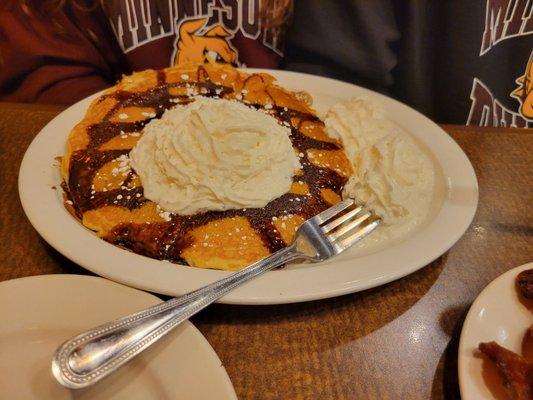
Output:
[{"xmin": 0, "ymin": 5, "xmax": 125, "ymax": 105}]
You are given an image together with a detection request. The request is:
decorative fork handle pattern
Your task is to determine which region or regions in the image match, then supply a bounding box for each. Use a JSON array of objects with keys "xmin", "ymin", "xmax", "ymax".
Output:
[{"xmin": 52, "ymin": 244, "xmax": 299, "ymax": 389}]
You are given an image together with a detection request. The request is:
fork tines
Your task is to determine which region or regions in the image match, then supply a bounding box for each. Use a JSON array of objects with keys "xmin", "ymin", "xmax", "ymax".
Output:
[{"xmin": 314, "ymin": 199, "xmax": 381, "ymax": 250}]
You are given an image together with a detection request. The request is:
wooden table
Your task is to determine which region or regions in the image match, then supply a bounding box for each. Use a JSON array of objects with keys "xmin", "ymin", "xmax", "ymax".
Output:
[{"xmin": 1, "ymin": 102, "xmax": 532, "ymax": 399}]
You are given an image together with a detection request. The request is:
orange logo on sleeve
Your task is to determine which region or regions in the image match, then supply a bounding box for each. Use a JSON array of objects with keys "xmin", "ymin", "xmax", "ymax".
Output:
[
  {"xmin": 511, "ymin": 52, "xmax": 533, "ymax": 119},
  {"xmin": 173, "ymin": 18, "xmax": 238, "ymax": 67}
]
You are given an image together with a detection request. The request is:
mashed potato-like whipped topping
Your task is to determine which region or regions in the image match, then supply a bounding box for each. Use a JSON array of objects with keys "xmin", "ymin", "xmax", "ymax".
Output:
[
  {"xmin": 130, "ymin": 97, "xmax": 300, "ymax": 215},
  {"xmin": 325, "ymin": 98, "xmax": 435, "ymax": 229}
]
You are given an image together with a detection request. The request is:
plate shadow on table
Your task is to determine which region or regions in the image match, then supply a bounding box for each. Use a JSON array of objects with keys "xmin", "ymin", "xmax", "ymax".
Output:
[
  {"xmin": 194, "ymin": 255, "xmax": 447, "ymax": 349},
  {"xmin": 430, "ymin": 305, "xmax": 468, "ymax": 400},
  {"xmin": 38, "ymin": 237, "xmax": 93, "ymax": 277}
]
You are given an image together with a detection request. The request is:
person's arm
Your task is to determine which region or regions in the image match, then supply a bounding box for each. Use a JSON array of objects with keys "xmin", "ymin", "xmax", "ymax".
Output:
[{"xmin": 0, "ymin": 3, "xmax": 126, "ymax": 105}]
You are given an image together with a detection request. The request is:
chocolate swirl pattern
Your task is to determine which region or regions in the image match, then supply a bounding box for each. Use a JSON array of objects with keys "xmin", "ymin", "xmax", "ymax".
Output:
[{"xmin": 62, "ymin": 64, "xmax": 352, "ymax": 270}]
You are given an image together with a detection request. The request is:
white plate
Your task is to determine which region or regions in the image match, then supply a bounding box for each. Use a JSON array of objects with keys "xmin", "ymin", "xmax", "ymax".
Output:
[
  {"xmin": 0, "ymin": 275, "xmax": 237, "ymax": 400},
  {"xmin": 18, "ymin": 69, "xmax": 478, "ymax": 304},
  {"xmin": 458, "ymin": 262, "xmax": 533, "ymax": 400}
]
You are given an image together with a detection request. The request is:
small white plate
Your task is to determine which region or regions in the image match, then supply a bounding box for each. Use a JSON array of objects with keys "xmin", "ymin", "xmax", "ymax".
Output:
[
  {"xmin": 0, "ymin": 275, "xmax": 237, "ymax": 400},
  {"xmin": 18, "ymin": 69, "xmax": 478, "ymax": 304},
  {"xmin": 458, "ymin": 262, "xmax": 533, "ymax": 400}
]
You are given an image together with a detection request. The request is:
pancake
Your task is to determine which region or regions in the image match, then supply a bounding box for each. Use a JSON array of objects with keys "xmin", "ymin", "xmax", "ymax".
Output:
[{"xmin": 62, "ymin": 63, "xmax": 352, "ymax": 270}]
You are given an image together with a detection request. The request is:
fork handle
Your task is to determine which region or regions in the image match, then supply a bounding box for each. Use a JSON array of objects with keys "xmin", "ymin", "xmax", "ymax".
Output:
[{"xmin": 52, "ymin": 244, "xmax": 299, "ymax": 389}]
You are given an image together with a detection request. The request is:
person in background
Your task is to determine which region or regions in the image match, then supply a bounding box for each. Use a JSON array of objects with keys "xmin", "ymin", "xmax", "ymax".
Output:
[
  {"xmin": 284, "ymin": 0, "xmax": 533, "ymax": 127},
  {"xmin": 2, "ymin": 0, "xmax": 531, "ymax": 128},
  {"xmin": 0, "ymin": 0, "xmax": 293, "ymax": 104}
]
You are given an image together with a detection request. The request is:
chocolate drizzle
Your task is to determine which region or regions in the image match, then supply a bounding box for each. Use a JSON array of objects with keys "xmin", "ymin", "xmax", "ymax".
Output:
[{"xmin": 64, "ymin": 66, "xmax": 348, "ymax": 264}]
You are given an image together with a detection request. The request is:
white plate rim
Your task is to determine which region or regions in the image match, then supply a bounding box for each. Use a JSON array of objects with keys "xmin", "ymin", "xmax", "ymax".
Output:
[
  {"xmin": 458, "ymin": 262, "xmax": 533, "ymax": 400},
  {"xmin": 0, "ymin": 273, "xmax": 237, "ymax": 399},
  {"xmin": 18, "ymin": 69, "xmax": 478, "ymax": 305}
]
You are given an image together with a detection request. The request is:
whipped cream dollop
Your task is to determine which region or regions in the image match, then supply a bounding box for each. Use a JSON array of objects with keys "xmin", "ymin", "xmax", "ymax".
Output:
[
  {"xmin": 325, "ymin": 98, "xmax": 435, "ymax": 229},
  {"xmin": 130, "ymin": 97, "xmax": 300, "ymax": 215}
]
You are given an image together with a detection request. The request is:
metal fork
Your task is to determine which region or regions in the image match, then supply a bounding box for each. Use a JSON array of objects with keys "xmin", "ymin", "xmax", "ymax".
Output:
[{"xmin": 52, "ymin": 199, "xmax": 380, "ymax": 389}]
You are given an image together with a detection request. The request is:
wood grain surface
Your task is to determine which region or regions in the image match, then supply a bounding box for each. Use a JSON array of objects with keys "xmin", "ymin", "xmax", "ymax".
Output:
[{"xmin": 1, "ymin": 102, "xmax": 532, "ymax": 399}]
